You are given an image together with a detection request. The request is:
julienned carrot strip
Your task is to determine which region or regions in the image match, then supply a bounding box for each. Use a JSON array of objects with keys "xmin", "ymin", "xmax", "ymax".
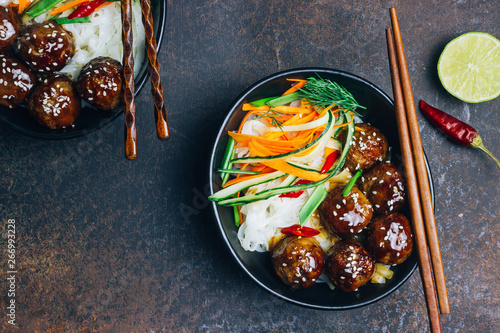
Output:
[
  {"xmin": 50, "ymin": 0, "xmax": 88, "ymax": 16},
  {"xmin": 284, "ymin": 111, "xmax": 317, "ymax": 126},
  {"xmin": 332, "ymin": 115, "xmax": 354, "ymax": 131},
  {"xmin": 248, "ymin": 139, "xmax": 274, "ymax": 157},
  {"xmin": 318, "ymin": 102, "xmax": 338, "ymax": 117},
  {"xmin": 261, "ymin": 159, "xmax": 328, "ymax": 182},
  {"xmin": 250, "ymin": 165, "xmax": 273, "ymax": 173},
  {"xmin": 282, "ymin": 80, "xmax": 306, "ymax": 95},
  {"xmin": 18, "ymin": 0, "xmax": 29, "ymax": 13}
]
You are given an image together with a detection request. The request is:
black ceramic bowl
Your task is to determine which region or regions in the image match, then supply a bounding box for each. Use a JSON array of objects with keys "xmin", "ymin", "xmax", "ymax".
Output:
[
  {"xmin": 209, "ymin": 68, "xmax": 434, "ymax": 310},
  {"xmin": 0, "ymin": 1, "xmax": 166, "ymax": 139}
]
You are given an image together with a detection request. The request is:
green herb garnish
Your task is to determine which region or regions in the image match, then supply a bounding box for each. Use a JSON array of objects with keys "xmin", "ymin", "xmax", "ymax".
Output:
[
  {"xmin": 266, "ymin": 75, "xmax": 365, "ymax": 115},
  {"xmin": 254, "ymin": 107, "xmax": 284, "ymax": 131}
]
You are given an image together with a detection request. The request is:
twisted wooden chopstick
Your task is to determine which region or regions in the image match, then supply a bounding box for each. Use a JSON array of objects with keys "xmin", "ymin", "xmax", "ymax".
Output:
[
  {"xmin": 140, "ymin": 0, "xmax": 170, "ymax": 140},
  {"xmin": 122, "ymin": 0, "xmax": 137, "ymax": 159}
]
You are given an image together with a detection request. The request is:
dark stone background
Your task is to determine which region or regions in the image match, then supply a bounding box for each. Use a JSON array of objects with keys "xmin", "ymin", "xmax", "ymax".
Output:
[{"xmin": 1, "ymin": 0, "xmax": 499, "ymax": 332}]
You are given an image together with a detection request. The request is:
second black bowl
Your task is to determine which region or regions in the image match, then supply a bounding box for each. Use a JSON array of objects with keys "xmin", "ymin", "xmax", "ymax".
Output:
[{"xmin": 0, "ymin": 1, "xmax": 166, "ymax": 139}]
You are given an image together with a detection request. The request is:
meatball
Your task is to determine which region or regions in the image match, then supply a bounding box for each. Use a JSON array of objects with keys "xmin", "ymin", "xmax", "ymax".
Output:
[
  {"xmin": 0, "ymin": 55, "xmax": 35, "ymax": 108},
  {"xmin": 16, "ymin": 22, "xmax": 75, "ymax": 73},
  {"xmin": 0, "ymin": 6, "xmax": 20, "ymax": 52},
  {"xmin": 324, "ymin": 239, "xmax": 375, "ymax": 292},
  {"xmin": 271, "ymin": 235, "xmax": 324, "ymax": 289},
  {"xmin": 359, "ymin": 162, "xmax": 406, "ymax": 214},
  {"xmin": 27, "ymin": 74, "xmax": 80, "ymax": 129},
  {"xmin": 366, "ymin": 212, "xmax": 413, "ymax": 265},
  {"xmin": 318, "ymin": 186, "xmax": 373, "ymax": 239},
  {"xmin": 339, "ymin": 123, "xmax": 388, "ymax": 172},
  {"xmin": 76, "ymin": 56, "xmax": 123, "ymax": 110}
]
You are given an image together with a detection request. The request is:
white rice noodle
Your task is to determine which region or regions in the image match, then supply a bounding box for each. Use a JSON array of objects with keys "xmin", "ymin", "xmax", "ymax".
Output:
[
  {"xmin": 59, "ymin": 2, "xmax": 146, "ymax": 80},
  {"xmin": 238, "ymin": 169, "xmax": 351, "ymax": 253}
]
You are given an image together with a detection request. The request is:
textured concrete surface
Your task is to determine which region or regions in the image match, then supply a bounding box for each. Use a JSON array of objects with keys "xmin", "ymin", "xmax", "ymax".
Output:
[{"xmin": 1, "ymin": 0, "xmax": 499, "ymax": 332}]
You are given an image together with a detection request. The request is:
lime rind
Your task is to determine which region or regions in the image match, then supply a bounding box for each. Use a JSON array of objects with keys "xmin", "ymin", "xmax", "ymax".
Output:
[{"xmin": 437, "ymin": 32, "xmax": 500, "ymax": 103}]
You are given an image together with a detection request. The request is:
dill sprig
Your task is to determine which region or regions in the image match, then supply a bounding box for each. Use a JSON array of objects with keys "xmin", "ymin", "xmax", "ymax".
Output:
[
  {"xmin": 297, "ymin": 76, "xmax": 365, "ymax": 114},
  {"xmin": 254, "ymin": 107, "xmax": 284, "ymax": 131}
]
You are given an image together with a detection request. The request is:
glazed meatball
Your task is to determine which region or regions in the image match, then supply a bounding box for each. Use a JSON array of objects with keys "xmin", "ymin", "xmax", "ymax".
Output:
[
  {"xmin": 359, "ymin": 162, "xmax": 406, "ymax": 214},
  {"xmin": 324, "ymin": 239, "xmax": 375, "ymax": 292},
  {"xmin": 0, "ymin": 6, "xmax": 20, "ymax": 52},
  {"xmin": 76, "ymin": 56, "xmax": 123, "ymax": 110},
  {"xmin": 318, "ymin": 186, "xmax": 373, "ymax": 239},
  {"xmin": 16, "ymin": 22, "xmax": 75, "ymax": 73},
  {"xmin": 339, "ymin": 123, "xmax": 388, "ymax": 172},
  {"xmin": 366, "ymin": 212, "xmax": 413, "ymax": 265},
  {"xmin": 271, "ymin": 235, "xmax": 324, "ymax": 289},
  {"xmin": 0, "ymin": 55, "xmax": 35, "ymax": 108},
  {"xmin": 27, "ymin": 74, "xmax": 80, "ymax": 129}
]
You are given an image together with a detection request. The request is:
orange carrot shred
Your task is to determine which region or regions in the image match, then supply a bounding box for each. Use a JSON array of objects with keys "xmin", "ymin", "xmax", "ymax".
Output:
[{"xmin": 50, "ymin": 0, "xmax": 88, "ymax": 16}]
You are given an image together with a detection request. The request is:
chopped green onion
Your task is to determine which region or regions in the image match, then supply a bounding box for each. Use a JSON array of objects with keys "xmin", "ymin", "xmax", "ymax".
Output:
[
  {"xmin": 220, "ymin": 137, "xmax": 235, "ymax": 185},
  {"xmin": 217, "ymin": 169, "xmax": 259, "ymax": 175},
  {"xmin": 233, "ymin": 206, "xmax": 241, "ymax": 227},
  {"xmin": 55, "ymin": 17, "xmax": 92, "ymax": 25},
  {"xmin": 342, "ymin": 169, "xmax": 362, "ymax": 196},
  {"xmin": 267, "ymin": 92, "xmax": 301, "ymax": 107},
  {"xmin": 298, "ymin": 184, "xmax": 328, "ymax": 226},
  {"xmin": 250, "ymin": 96, "xmax": 278, "ymax": 107}
]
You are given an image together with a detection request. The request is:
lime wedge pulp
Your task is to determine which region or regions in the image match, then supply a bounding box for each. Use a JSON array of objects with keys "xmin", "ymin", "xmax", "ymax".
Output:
[{"xmin": 437, "ymin": 32, "xmax": 500, "ymax": 103}]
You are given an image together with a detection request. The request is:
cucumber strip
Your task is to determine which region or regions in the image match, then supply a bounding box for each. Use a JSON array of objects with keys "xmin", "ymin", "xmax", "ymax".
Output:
[
  {"xmin": 209, "ymin": 171, "xmax": 286, "ymax": 202},
  {"xmin": 217, "ymin": 169, "xmax": 259, "ymax": 175},
  {"xmin": 266, "ymin": 91, "xmax": 301, "ymax": 107},
  {"xmin": 250, "ymin": 97, "xmax": 278, "ymax": 107},
  {"xmin": 287, "ymin": 117, "xmax": 337, "ymax": 164},
  {"xmin": 298, "ymin": 184, "xmax": 328, "ymax": 226},
  {"xmin": 217, "ymin": 112, "xmax": 355, "ymax": 206},
  {"xmin": 231, "ymin": 111, "xmax": 333, "ymax": 164},
  {"xmin": 220, "ymin": 137, "xmax": 235, "ymax": 185}
]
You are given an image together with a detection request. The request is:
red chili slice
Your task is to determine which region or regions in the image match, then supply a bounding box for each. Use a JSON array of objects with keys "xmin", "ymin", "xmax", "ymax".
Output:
[
  {"xmin": 281, "ymin": 224, "xmax": 320, "ymax": 237},
  {"xmin": 278, "ymin": 180, "xmax": 312, "ymax": 198},
  {"xmin": 320, "ymin": 150, "xmax": 340, "ymax": 174}
]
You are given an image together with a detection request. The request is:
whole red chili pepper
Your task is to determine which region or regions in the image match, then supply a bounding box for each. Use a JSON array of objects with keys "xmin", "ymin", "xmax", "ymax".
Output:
[
  {"xmin": 320, "ymin": 150, "xmax": 340, "ymax": 174},
  {"xmin": 68, "ymin": 0, "xmax": 106, "ymax": 19},
  {"xmin": 419, "ymin": 100, "xmax": 499, "ymax": 169},
  {"xmin": 279, "ymin": 180, "xmax": 312, "ymax": 198},
  {"xmin": 281, "ymin": 224, "xmax": 320, "ymax": 237}
]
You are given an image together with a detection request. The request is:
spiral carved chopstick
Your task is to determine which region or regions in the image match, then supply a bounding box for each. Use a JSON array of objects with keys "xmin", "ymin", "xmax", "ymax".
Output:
[
  {"xmin": 140, "ymin": 0, "xmax": 170, "ymax": 140},
  {"xmin": 121, "ymin": 0, "xmax": 137, "ymax": 159}
]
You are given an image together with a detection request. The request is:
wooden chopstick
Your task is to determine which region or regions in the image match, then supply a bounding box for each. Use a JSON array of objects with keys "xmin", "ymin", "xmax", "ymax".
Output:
[
  {"xmin": 122, "ymin": 0, "xmax": 137, "ymax": 159},
  {"xmin": 140, "ymin": 0, "xmax": 170, "ymax": 141},
  {"xmin": 386, "ymin": 27, "xmax": 441, "ymax": 333},
  {"xmin": 389, "ymin": 7, "xmax": 450, "ymax": 315}
]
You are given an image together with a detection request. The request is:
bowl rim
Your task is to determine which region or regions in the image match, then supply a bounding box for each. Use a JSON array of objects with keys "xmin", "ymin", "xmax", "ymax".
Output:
[
  {"xmin": 0, "ymin": 0, "xmax": 167, "ymax": 140},
  {"xmin": 209, "ymin": 67, "xmax": 434, "ymax": 310}
]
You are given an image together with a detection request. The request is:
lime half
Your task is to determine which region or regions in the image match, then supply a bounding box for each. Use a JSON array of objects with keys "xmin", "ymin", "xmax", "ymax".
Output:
[{"xmin": 438, "ymin": 32, "xmax": 500, "ymax": 103}]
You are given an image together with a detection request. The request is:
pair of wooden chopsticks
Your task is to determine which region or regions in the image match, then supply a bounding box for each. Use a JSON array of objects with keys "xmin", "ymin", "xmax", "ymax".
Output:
[
  {"xmin": 386, "ymin": 7, "xmax": 449, "ymax": 333},
  {"xmin": 122, "ymin": 0, "xmax": 170, "ymax": 160}
]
